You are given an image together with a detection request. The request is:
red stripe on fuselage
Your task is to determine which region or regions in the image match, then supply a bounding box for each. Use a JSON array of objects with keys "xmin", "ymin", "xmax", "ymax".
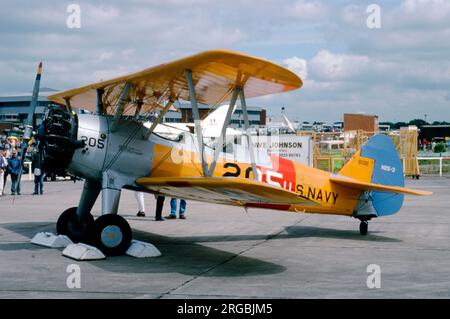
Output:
[
  {"xmin": 257, "ymin": 155, "xmax": 296, "ymax": 192},
  {"xmin": 245, "ymin": 203, "xmax": 291, "ymax": 210}
]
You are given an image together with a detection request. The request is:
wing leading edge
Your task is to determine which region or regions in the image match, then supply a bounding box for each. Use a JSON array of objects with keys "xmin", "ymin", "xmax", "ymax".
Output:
[
  {"xmin": 136, "ymin": 176, "xmax": 318, "ymax": 207},
  {"xmin": 48, "ymin": 50, "xmax": 302, "ymax": 115}
]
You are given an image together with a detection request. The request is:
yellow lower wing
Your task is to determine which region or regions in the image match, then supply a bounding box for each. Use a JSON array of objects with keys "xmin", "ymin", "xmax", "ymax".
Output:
[{"xmin": 136, "ymin": 177, "xmax": 318, "ymax": 206}]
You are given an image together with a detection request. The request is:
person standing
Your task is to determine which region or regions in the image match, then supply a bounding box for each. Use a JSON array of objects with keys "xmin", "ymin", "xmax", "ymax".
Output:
[
  {"xmin": 135, "ymin": 191, "xmax": 146, "ymax": 217},
  {"xmin": 0, "ymin": 148, "xmax": 7, "ymax": 196},
  {"xmin": 166, "ymin": 198, "xmax": 187, "ymax": 219},
  {"xmin": 155, "ymin": 195, "xmax": 165, "ymax": 221},
  {"xmin": 32, "ymin": 148, "xmax": 44, "ymax": 195},
  {"xmin": 424, "ymin": 139, "xmax": 429, "ymax": 151},
  {"xmin": 8, "ymin": 150, "xmax": 21, "ymax": 195},
  {"xmin": 2, "ymin": 144, "xmax": 10, "ymax": 193}
]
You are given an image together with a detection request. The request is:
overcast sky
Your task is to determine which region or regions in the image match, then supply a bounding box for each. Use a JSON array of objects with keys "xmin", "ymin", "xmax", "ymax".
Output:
[{"xmin": 0, "ymin": 0, "xmax": 448, "ymax": 123}]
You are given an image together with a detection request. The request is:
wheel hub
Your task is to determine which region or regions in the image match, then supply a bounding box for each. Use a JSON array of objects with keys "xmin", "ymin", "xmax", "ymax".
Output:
[{"xmin": 100, "ymin": 225, "xmax": 123, "ymax": 248}]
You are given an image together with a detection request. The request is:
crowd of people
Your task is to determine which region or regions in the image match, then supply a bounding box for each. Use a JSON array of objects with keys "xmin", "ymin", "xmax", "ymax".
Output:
[
  {"xmin": 1, "ymin": 135, "xmax": 25, "ymax": 196},
  {"xmin": 419, "ymin": 138, "xmax": 449, "ymax": 152},
  {"xmin": 1, "ymin": 135, "xmax": 44, "ymax": 196}
]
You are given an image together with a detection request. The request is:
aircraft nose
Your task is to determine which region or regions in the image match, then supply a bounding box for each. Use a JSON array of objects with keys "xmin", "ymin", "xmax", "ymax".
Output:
[{"xmin": 38, "ymin": 105, "xmax": 81, "ymax": 171}]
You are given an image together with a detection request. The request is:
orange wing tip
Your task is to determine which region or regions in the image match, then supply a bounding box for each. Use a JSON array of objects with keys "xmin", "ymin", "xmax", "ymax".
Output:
[{"xmin": 405, "ymin": 189, "xmax": 433, "ymax": 196}]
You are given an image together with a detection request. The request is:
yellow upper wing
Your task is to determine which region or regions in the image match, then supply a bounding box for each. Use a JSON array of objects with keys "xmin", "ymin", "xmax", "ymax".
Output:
[
  {"xmin": 136, "ymin": 176, "xmax": 318, "ymax": 207},
  {"xmin": 48, "ymin": 50, "xmax": 302, "ymax": 115}
]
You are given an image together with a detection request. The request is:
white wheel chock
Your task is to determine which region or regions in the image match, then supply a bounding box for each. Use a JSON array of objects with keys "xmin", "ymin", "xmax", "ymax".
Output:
[
  {"xmin": 31, "ymin": 232, "xmax": 73, "ymax": 248},
  {"xmin": 62, "ymin": 243, "xmax": 106, "ymax": 260},
  {"xmin": 126, "ymin": 240, "xmax": 161, "ymax": 258}
]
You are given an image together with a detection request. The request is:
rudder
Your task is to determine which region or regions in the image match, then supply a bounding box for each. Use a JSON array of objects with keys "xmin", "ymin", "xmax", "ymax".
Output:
[{"xmin": 339, "ymin": 134, "xmax": 404, "ymax": 216}]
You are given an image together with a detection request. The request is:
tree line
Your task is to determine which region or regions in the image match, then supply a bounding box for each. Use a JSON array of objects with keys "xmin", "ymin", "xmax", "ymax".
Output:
[{"xmin": 379, "ymin": 119, "xmax": 450, "ymax": 129}]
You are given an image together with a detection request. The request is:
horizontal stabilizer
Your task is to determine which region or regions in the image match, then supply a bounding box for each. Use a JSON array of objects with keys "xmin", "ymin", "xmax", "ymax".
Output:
[{"xmin": 330, "ymin": 176, "xmax": 432, "ymax": 196}]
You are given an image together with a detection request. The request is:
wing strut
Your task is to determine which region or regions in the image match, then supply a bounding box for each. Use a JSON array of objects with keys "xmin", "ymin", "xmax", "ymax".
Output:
[
  {"xmin": 111, "ymin": 82, "xmax": 132, "ymax": 132},
  {"xmin": 185, "ymin": 68, "xmax": 208, "ymax": 176},
  {"xmin": 134, "ymin": 99, "xmax": 143, "ymax": 120},
  {"xmin": 206, "ymin": 87, "xmax": 258, "ymax": 179},
  {"xmin": 184, "ymin": 69, "xmax": 259, "ymax": 178},
  {"xmin": 239, "ymin": 89, "xmax": 259, "ymax": 181},
  {"xmin": 64, "ymin": 98, "xmax": 73, "ymax": 113},
  {"xmin": 206, "ymin": 87, "xmax": 239, "ymax": 176},
  {"xmin": 143, "ymin": 99, "xmax": 174, "ymax": 140},
  {"xmin": 96, "ymin": 88, "xmax": 105, "ymax": 115}
]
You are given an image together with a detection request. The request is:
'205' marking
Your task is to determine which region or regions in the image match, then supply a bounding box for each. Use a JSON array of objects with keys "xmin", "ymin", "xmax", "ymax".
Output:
[
  {"xmin": 80, "ymin": 136, "xmax": 105, "ymax": 149},
  {"xmin": 221, "ymin": 162, "xmax": 287, "ymax": 189}
]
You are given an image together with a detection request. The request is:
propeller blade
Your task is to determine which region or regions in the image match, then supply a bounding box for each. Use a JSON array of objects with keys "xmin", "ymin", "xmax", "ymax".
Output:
[
  {"xmin": 17, "ymin": 62, "xmax": 43, "ymax": 183},
  {"xmin": 26, "ymin": 62, "xmax": 42, "ymax": 130}
]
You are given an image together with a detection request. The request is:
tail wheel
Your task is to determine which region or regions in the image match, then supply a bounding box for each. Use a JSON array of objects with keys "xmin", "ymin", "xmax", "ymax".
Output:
[
  {"xmin": 93, "ymin": 214, "xmax": 132, "ymax": 256},
  {"xmin": 56, "ymin": 207, "xmax": 94, "ymax": 243},
  {"xmin": 359, "ymin": 221, "xmax": 368, "ymax": 235}
]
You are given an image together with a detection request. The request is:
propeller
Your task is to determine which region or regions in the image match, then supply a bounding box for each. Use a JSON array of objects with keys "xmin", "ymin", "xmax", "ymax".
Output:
[{"xmin": 16, "ymin": 62, "xmax": 42, "ymax": 183}]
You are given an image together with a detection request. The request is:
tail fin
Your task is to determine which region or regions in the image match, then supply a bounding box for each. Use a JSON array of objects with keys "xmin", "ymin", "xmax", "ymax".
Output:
[
  {"xmin": 338, "ymin": 134, "xmax": 406, "ymax": 216},
  {"xmin": 202, "ymin": 104, "xmax": 237, "ymax": 138}
]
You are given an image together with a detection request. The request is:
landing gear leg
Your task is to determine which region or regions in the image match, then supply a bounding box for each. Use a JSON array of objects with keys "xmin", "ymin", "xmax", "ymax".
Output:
[
  {"xmin": 56, "ymin": 180, "xmax": 101, "ymax": 243},
  {"xmin": 359, "ymin": 220, "xmax": 368, "ymax": 235}
]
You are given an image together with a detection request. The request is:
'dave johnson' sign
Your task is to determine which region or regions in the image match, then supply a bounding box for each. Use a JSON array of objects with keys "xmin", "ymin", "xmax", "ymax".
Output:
[{"xmin": 251, "ymin": 134, "xmax": 313, "ymax": 166}]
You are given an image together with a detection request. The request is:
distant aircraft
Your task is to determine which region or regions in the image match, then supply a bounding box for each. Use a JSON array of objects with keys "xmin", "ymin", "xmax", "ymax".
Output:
[
  {"xmin": 19, "ymin": 50, "xmax": 431, "ymax": 256},
  {"xmin": 149, "ymin": 104, "xmax": 242, "ymax": 140}
]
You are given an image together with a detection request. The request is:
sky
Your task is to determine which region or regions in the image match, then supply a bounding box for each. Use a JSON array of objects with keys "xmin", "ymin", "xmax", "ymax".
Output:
[{"xmin": 0, "ymin": 0, "xmax": 449, "ymax": 123}]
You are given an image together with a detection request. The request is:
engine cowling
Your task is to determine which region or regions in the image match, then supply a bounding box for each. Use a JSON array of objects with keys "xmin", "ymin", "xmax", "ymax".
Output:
[{"xmin": 36, "ymin": 105, "xmax": 83, "ymax": 171}]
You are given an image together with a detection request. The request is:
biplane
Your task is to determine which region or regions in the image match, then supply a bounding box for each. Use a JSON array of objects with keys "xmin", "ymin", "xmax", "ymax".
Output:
[{"xmin": 18, "ymin": 50, "xmax": 431, "ymax": 256}]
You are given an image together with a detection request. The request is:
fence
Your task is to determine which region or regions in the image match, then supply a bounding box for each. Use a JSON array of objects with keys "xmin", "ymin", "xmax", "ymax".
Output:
[
  {"xmin": 298, "ymin": 129, "xmax": 448, "ymax": 177},
  {"xmin": 299, "ymin": 130, "xmax": 375, "ymax": 173},
  {"xmin": 417, "ymin": 157, "xmax": 450, "ymax": 176}
]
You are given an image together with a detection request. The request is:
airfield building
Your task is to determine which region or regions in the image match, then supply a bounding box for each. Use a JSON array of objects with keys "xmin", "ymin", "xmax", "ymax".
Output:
[
  {"xmin": 344, "ymin": 113, "xmax": 379, "ymax": 133},
  {"xmin": 0, "ymin": 88, "xmax": 57, "ymax": 127}
]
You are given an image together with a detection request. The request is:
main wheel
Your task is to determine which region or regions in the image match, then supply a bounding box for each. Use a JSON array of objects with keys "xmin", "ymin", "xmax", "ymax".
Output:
[
  {"xmin": 359, "ymin": 221, "xmax": 368, "ymax": 235},
  {"xmin": 56, "ymin": 207, "xmax": 94, "ymax": 243},
  {"xmin": 92, "ymin": 214, "xmax": 132, "ymax": 256}
]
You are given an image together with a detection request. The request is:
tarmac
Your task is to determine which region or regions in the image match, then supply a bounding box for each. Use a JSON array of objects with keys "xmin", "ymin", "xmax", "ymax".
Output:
[{"xmin": 0, "ymin": 176, "xmax": 449, "ymax": 298}]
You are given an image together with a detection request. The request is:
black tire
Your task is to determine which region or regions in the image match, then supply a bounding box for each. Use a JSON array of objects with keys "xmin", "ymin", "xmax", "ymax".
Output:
[
  {"xmin": 56, "ymin": 207, "xmax": 94, "ymax": 243},
  {"xmin": 92, "ymin": 214, "xmax": 132, "ymax": 256},
  {"xmin": 359, "ymin": 221, "xmax": 368, "ymax": 235}
]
